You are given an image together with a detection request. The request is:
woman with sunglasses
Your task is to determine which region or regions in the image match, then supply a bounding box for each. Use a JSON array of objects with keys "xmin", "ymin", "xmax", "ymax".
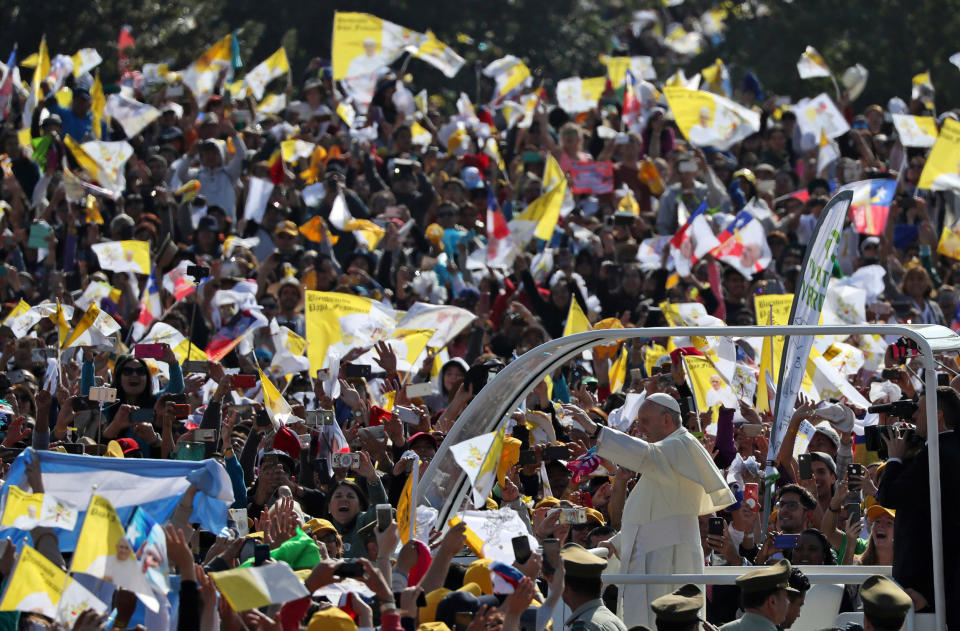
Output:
[{"xmin": 80, "ymin": 344, "xmax": 184, "ymax": 441}]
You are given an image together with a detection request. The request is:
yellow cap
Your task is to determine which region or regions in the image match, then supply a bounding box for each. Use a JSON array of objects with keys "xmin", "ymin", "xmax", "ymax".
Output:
[
  {"xmin": 464, "ymin": 558, "xmax": 494, "ymax": 594},
  {"xmin": 419, "ymin": 588, "xmax": 450, "ymax": 623},
  {"xmin": 306, "ymin": 607, "xmax": 357, "ymax": 631},
  {"xmin": 535, "ymin": 496, "xmax": 560, "ymax": 510}
]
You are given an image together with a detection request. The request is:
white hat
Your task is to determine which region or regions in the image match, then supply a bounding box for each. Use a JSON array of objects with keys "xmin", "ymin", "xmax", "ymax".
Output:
[
  {"xmin": 813, "ymin": 420, "xmax": 842, "ymax": 448},
  {"xmin": 646, "ymin": 392, "xmax": 681, "ymax": 414},
  {"xmin": 814, "ymin": 403, "xmax": 856, "ymax": 434}
]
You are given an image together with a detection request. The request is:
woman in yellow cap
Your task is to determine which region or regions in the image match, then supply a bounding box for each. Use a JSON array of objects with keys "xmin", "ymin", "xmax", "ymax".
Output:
[{"xmin": 856, "ymin": 505, "xmax": 895, "ymax": 567}]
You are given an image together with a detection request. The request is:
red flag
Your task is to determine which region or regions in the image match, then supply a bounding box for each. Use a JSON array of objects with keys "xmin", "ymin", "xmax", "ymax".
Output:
[
  {"xmin": 268, "ymin": 149, "xmax": 284, "ymax": 185},
  {"xmin": 118, "ymin": 26, "xmax": 135, "ymax": 73}
]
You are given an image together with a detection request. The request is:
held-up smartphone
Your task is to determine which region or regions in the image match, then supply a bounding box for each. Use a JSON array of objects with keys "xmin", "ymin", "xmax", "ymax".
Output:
[
  {"xmin": 542, "ymin": 445, "xmax": 569, "ymax": 462},
  {"xmin": 518, "ymin": 449, "xmax": 538, "ymax": 466},
  {"xmin": 557, "ymin": 507, "xmax": 587, "ymax": 525},
  {"xmin": 186, "ymin": 265, "xmax": 210, "ymax": 279},
  {"xmin": 797, "ymin": 453, "xmax": 813, "ymax": 480},
  {"xmin": 134, "ymin": 343, "xmax": 164, "ymax": 359},
  {"xmin": 255, "ymin": 410, "xmax": 272, "ymax": 429},
  {"xmin": 542, "ymin": 538, "xmax": 560, "ymax": 574},
  {"xmin": 629, "ymin": 368, "xmax": 643, "ymax": 385},
  {"xmin": 343, "ymin": 364, "xmax": 371, "ymax": 379},
  {"xmin": 176, "ymin": 442, "xmax": 205, "ymax": 461},
  {"xmin": 336, "ymin": 561, "xmax": 365, "ymax": 578},
  {"xmin": 743, "ymin": 483, "xmax": 759, "ymax": 511},
  {"xmin": 232, "ymin": 374, "xmax": 257, "ymax": 389},
  {"xmin": 774, "ymin": 534, "xmax": 800, "ymax": 549},
  {"xmin": 376, "ymin": 504, "xmax": 392, "ymax": 533},
  {"xmin": 332, "ymin": 452, "xmax": 361, "ymax": 469},
  {"xmin": 130, "ymin": 409, "xmax": 156, "ymax": 424},
  {"xmin": 512, "ymin": 535, "xmax": 531, "ymax": 564},
  {"xmin": 881, "ymin": 368, "xmax": 901, "ymax": 381},
  {"xmin": 305, "ymin": 409, "xmax": 335, "ymax": 426},
  {"xmin": 63, "ymin": 443, "xmax": 84, "ymax": 455},
  {"xmin": 847, "ymin": 463, "xmax": 865, "ymax": 480},
  {"xmin": 171, "ymin": 404, "xmax": 190, "ymax": 419},
  {"xmin": 238, "ymin": 539, "xmax": 257, "ymax": 564},
  {"xmin": 195, "ymin": 428, "xmax": 216, "ymax": 442},
  {"xmin": 70, "ymin": 396, "xmax": 91, "ymax": 412},
  {"xmin": 88, "ymin": 386, "xmax": 118, "ymax": 403},
  {"xmin": 405, "ymin": 382, "xmax": 433, "ymax": 399},
  {"xmin": 395, "ymin": 405, "xmax": 419, "ymax": 424},
  {"xmin": 939, "ymin": 373, "xmax": 951, "ymax": 387},
  {"xmin": 6, "ymin": 369, "xmax": 26, "ymax": 385},
  {"xmin": 182, "ymin": 360, "xmax": 209, "ymax": 374},
  {"xmin": 31, "ymin": 348, "xmax": 55, "ymax": 363},
  {"xmin": 847, "ymin": 502, "xmax": 862, "ymax": 524},
  {"xmin": 253, "ymin": 542, "xmax": 270, "ymax": 566},
  {"xmin": 512, "ymin": 424, "xmax": 530, "ymax": 446},
  {"xmin": 708, "ymin": 517, "xmax": 725, "ymax": 537},
  {"xmin": 741, "ymin": 424, "xmax": 764, "ymax": 438}
]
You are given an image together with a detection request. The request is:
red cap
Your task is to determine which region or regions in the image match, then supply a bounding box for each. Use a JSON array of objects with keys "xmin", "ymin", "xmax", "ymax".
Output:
[
  {"xmin": 669, "ymin": 347, "xmax": 704, "ymax": 365},
  {"xmin": 273, "ymin": 424, "xmax": 302, "ymax": 459},
  {"xmin": 115, "ymin": 438, "xmax": 140, "ymax": 455},
  {"xmin": 405, "ymin": 432, "xmax": 438, "ymax": 450}
]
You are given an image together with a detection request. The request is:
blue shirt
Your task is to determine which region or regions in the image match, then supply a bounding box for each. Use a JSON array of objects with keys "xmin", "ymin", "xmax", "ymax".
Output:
[{"xmin": 49, "ymin": 104, "xmax": 107, "ymax": 142}]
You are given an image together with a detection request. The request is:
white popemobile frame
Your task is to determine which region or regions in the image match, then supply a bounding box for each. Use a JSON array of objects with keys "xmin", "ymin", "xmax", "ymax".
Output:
[{"xmin": 418, "ymin": 324, "xmax": 954, "ymax": 631}]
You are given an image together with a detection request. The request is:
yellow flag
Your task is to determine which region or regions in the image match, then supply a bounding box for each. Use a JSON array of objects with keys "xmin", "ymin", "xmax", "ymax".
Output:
[
  {"xmin": 396, "ymin": 472, "xmax": 414, "ymax": 544},
  {"xmin": 194, "ymin": 34, "xmax": 232, "ymax": 71},
  {"xmin": 918, "ymin": 118, "xmax": 960, "ymax": 192},
  {"xmin": 63, "ymin": 136, "xmax": 101, "ymax": 180},
  {"xmin": 257, "ymin": 368, "xmax": 291, "ymax": 426},
  {"xmin": 563, "ymin": 298, "xmax": 591, "ymax": 338},
  {"xmin": 0, "ymin": 545, "xmax": 65, "ymax": 618},
  {"xmin": 447, "ymin": 516, "xmax": 485, "ymax": 557},
  {"xmin": 475, "ymin": 423, "xmax": 507, "ymax": 501},
  {"xmin": 62, "ymin": 302, "xmax": 99, "ymax": 349},
  {"xmin": 608, "ymin": 345, "xmax": 628, "ymax": 393},
  {"xmin": 91, "ymin": 72, "xmax": 106, "ymax": 140},
  {"xmin": 53, "ymin": 300, "xmax": 69, "ymax": 348},
  {"xmin": 3, "ymin": 299, "xmax": 30, "ymax": 326},
  {"xmin": 700, "ymin": 58, "xmax": 727, "ymax": 94},
  {"xmin": 30, "ymin": 37, "xmax": 51, "ymax": 105},
  {"xmin": 644, "ymin": 343, "xmax": 668, "ymax": 377},
  {"xmin": 683, "ymin": 355, "xmax": 731, "ymax": 415},
  {"xmin": 85, "ymin": 194, "xmax": 104, "ymax": 225},
  {"xmin": 511, "ymin": 154, "xmax": 567, "ymax": 241}
]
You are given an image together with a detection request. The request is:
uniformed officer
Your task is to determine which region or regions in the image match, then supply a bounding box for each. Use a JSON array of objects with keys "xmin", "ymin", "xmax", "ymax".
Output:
[
  {"xmin": 561, "ymin": 543, "xmax": 627, "ymax": 631},
  {"xmin": 650, "ymin": 583, "xmax": 704, "ymax": 631},
  {"xmin": 860, "ymin": 575, "xmax": 912, "ymax": 631},
  {"xmin": 720, "ymin": 560, "xmax": 796, "ymax": 630}
]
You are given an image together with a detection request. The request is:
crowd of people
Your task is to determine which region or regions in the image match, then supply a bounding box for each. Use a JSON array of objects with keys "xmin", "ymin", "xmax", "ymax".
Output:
[{"xmin": 0, "ymin": 14, "xmax": 957, "ymax": 631}]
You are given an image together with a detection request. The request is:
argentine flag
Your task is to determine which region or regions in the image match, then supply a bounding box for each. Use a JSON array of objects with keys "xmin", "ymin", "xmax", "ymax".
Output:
[{"xmin": 1, "ymin": 448, "xmax": 233, "ymax": 551}]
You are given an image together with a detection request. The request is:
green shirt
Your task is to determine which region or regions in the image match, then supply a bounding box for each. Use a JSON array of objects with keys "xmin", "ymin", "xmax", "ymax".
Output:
[{"xmin": 833, "ymin": 532, "xmax": 869, "ymax": 563}]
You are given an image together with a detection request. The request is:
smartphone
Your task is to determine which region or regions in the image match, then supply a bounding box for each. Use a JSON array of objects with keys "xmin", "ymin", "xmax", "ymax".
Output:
[
  {"xmin": 511, "ymin": 535, "xmax": 531, "ymax": 564},
  {"xmin": 332, "ymin": 452, "xmax": 361, "ymax": 469},
  {"xmin": 395, "ymin": 405, "xmax": 419, "ymax": 424},
  {"xmin": 847, "ymin": 463, "xmax": 865, "ymax": 479},
  {"xmin": 518, "ymin": 449, "xmax": 538, "ymax": 466},
  {"xmin": 229, "ymin": 508, "xmax": 249, "ymax": 537},
  {"xmin": 774, "ymin": 534, "xmax": 800, "ymax": 549},
  {"xmin": 134, "ymin": 343, "xmax": 164, "ymax": 359},
  {"xmin": 130, "ymin": 408, "xmax": 156, "ymax": 424},
  {"xmin": 376, "ymin": 504, "xmax": 392, "ymax": 533},
  {"xmin": 743, "ymin": 483, "xmax": 759, "ymax": 512},
  {"xmin": 708, "ymin": 517, "xmax": 725, "ymax": 537},
  {"xmin": 306, "ymin": 409, "xmax": 335, "ymax": 426},
  {"xmin": 255, "ymin": 410, "xmax": 272, "ymax": 429},
  {"xmin": 31, "ymin": 348, "xmax": 55, "ymax": 363},
  {"xmin": 512, "ymin": 424, "xmax": 530, "ymax": 446},
  {"xmin": 416, "ymin": 592, "xmax": 427, "ymax": 608},
  {"xmin": 195, "ymin": 428, "xmax": 216, "ymax": 442},
  {"xmin": 661, "ymin": 361, "xmax": 673, "ymax": 374},
  {"xmin": 253, "ymin": 542, "xmax": 271, "ymax": 566},
  {"xmin": 171, "ymin": 404, "xmax": 190, "ymax": 419},
  {"xmin": 557, "ymin": 507, "xmax": 587, "ymax": 525},
  {"xmin": 238, "ymin": 539, "xmax": 257, "ymax": 564},
  {"xmin": 657, "ymin": 374, "xmax": 673, "ymax": 390},
  {"xmin": 358, "ymin": 426, "xmax": 386, "ymax": 441},
  {"xmin": 88, "ymin": 386, "xmax": 118, "ymax": 403},
  {"xmin": 6, "ymin": 370, "xmax": 26, "ymax": 385},
  {"xmin": 336, "ymin": 561, "xmax": 365, "ymax": 578},
  {"xmin": 542, "ymin": 538, "xmax": 560, "ymax": 574},
  {"xmin": 938, "ymin": 373, "xmax": 951, "ymax": 387},
  {"xmin": 797, "ymin": 453, "xmax": 813, "ymax": 480},
  {"xmin": 176, "ymin": 441, "xmax": 206, "ymax": 461},
  {"xmin": 343, "ymin": 364, "xmax": 371, "ymax": 379},
  {"xmin": 521, "ymin": 151, "xmax": 543, "ymax": 163},
  {"xmin": 847, "ymin": 503, "xmax": 862, "ymax": 524},
  {"xmin": 70, "ymin": 396, "xmax": 91, "ymax": 412},
  {"xmin": 405, "ymin": 382, "xmax": 433, "ymax": 398},
  {"xmin": 880, "ymin": 368, "xmax": 901, "ymax": 381},
  {"xmin": 182, "ymin": 360, "xmax": 209, "ymax": 374},
  {"xmin": 63, "ymin": 443, "xmax": 84, "ymax": 455},
  {"xmin": 629, "ymin": 368, "xmax": 643, "ymax": 385},
  {"xmin": 542, "ymin": 445, "xmax": 569, "ymax": 461},
  {"xmin": 232, "ymin": 374, "xmax": 257, "ymax": 389}
]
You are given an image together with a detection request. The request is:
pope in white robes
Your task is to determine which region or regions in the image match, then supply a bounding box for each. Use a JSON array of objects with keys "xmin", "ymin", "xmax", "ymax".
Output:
[{"xmin": 569, "ymin": 392, "xmax": 735, "ymax": 628}]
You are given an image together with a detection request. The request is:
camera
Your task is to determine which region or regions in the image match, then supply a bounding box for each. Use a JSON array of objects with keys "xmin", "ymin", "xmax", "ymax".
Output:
[
  {"xmin": 866, "ymin": 399, "xmax": 918, "ymax": 419},
  {"xmin": 557, "ymin": 507, "xmax": 587, "ymax": 525},
  {"xmin": 186, "ymin": 265, "xmax": 210, "ymax": 279},
  {"xmin": 331, "ymin": 452, "xmax": 361, "ymax": 469},
  {"xmin": 863, "ymin": 422, "xmax": 924, "ymax": 459}
]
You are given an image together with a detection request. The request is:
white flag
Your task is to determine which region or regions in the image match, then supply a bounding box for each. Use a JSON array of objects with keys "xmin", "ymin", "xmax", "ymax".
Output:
[
  {"xmin": 103, "ymin": 94, "xmax": 160, "ymax": 138},
  {"xmin": 243, "ymin": 177, "xmax": 275, "ymax": 222},
  {"xmin": 797, "ymin": 46, "xmax": 831, "ymax": 79}
]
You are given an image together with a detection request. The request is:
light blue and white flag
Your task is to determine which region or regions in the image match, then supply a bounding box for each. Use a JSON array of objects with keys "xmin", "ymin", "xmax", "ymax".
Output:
[{"xmin": 1, "ymin": 448, "xmax": 233, "ymax": 551}]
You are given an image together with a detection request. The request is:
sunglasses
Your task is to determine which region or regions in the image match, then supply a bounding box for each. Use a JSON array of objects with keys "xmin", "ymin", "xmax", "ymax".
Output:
[{"xmin": 122, "ymin": 366, "xmax": 148, "ymax": 377}]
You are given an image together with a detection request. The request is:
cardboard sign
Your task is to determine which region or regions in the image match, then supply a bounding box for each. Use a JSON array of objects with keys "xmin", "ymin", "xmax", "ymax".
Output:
[{"xmin": 569, "ymin": 161, "xmax": 614, "ymax": 195}]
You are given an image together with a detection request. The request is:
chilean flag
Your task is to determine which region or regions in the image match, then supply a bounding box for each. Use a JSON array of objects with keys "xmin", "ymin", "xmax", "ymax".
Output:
[
  {"xmin": 130, "ymin": 269, "xmax": 162, "ymax": 342},
  {"xmin": 842, "ymin": 179, "xmax": 897, "ymax": 236},
  {"xmin": 484, "ymin": 188, "xmax": 514, "ymax": 267},
  {"xmin": 669, "ymin": 201, "xmax": 719, "ymax": 276},
  {"xmin": 622, "ymin": 69, "xmax": 642, "ymax": 130}
]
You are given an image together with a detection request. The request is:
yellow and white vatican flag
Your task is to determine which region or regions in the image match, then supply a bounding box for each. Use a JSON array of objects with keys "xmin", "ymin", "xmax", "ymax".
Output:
[
  {"xmin": 136, "ymin": 322, "xmax": 207, "ymax": 363},
  {"xmin": 405, "ymin": 30, "xmax": 465, "ymax": 78},
  {"xmin": 450, "ymin": 423, "xmax": 507, "ymax": 508},
  {"xmin": 75, "ymin": 140, "xmax": 134, "ymax": 196},
  {"xmin": 919, "ymin": 118, "xmax": 960, "ymax": 192},
  {"xmin": 242, "ymin": 47, "xmax": 290, "ymax": 101},
  {"xmin": 556, "ymin": 76, "xmax": 607, "ymax": 114},
  {"xmin": 508, "ymin": 154, "xmax": 571, "ymax": 243},
  {"xmin": 0, "ymin": 545, "xmax": 66, "ymax": 618},
  {"xmin": 258, "ymin": 368, "xmax": 292, "ymax": 427},
  {"xmin": 797, "ymin": 46, "xmax": 831, "ymax": 79},
  {"xmin": 90, "ymin": 240, "xmax": 151, "ymax": 274},
  {"xmin": 483, "ymin": 55, "xmax": 532, "ymax": 103},
  {"xmin": 304, "ymin": 291, "xmax": 399, "ymax": 374},
  {"xmin": 103, "ymin": 94, "xmax": 160, "ymax": 139},
  {"xmin": 72, "ymin": 48, "xmax": 102, "ymax": 77},
  {"xmin": 792, "ymin": 93, "xmax": 850, "ymax": 140},
  {"xmin": 663, "ymin": 86, "xmax": 760, "ymax": 151},
  {"xmin": 599, "ymin": 55, "xmax": 656, "ymax": 88},
  {"xmin": 328, "ymin": 192, "xmax": 384, "ymax": 251},
  {"xmin": 22, "ymin": 36, "xmax": 50, "ymax": 131},
  {"xmin": 332, "ymin": 12, "xmax": 421, "ymax": 80},
  {"xmin": 61, "ymin": 302, "xmax": 121, "ymax": 349},
  {"xmin": 892, "ymin": 114, "xmax": 939, "ymax": 148},
  {"xmin": 816, "ymin": 131, "xmax": 840, "ymax": 175},
  {"xmin": 2, "ymin": 299, "xmax": 31, "ymax": 337},
  {"xmin": 1, "ymin": 485, "xmax": 80, "ymax": 531},
  {"xmin": 257, "ymin": 93, "xmax": 286, "ymax": 115},
  {"xmin": 912, "ymin": 72, "xmax": 935, "ymax": 108},
  {"xmin": 181, "ymin": 33, "xmax": 232, "ymax": 108}
]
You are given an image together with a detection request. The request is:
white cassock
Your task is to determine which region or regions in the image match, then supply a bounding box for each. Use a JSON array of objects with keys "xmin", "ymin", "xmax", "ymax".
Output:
[{"xmin": 596, "ymin": 425, "xmax": 735, "ymax": 628}]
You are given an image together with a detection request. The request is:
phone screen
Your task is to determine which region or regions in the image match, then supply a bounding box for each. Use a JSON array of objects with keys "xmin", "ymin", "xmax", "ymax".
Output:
[{"xmin": 542, "ymin": 538, "xmax": 560, "ymax": 574}]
